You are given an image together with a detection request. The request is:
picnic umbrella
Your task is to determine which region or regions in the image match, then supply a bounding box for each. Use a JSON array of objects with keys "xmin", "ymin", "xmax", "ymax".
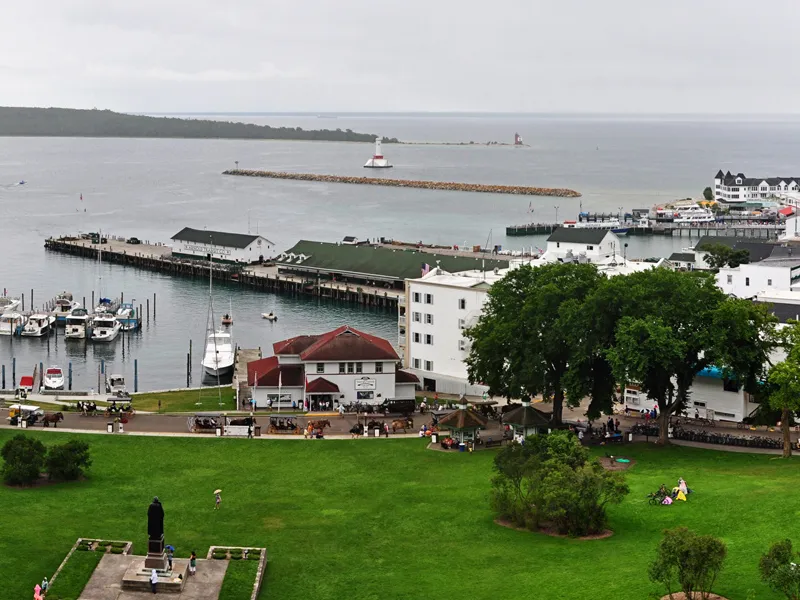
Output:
[
  {"xmin": 213, "ymin": 489, "xmax": 222, "ymax": 494},
  {"xmin": 166, "ymin": 545, "xmax": 175, "ymax": 552}
]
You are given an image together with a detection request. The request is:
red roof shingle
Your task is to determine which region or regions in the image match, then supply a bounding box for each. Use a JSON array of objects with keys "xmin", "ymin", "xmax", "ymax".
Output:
[
  {"xmin": 395, "ymin": 369, "xmax": 420, "ymax": 384},
  {"xmin": 305, "ymin": 377, "xmax": 340, "ymax": 393},
  {"xmin": 273, "ymin": 335, "xmax": 322, "ymax": 356},
  {"xmin": 300, "ymin": 326, "xmax": 399, "ymax": 361},
  {"xmin": 247, "ymin": 357, "xmax": 304, "ymax": 387}
]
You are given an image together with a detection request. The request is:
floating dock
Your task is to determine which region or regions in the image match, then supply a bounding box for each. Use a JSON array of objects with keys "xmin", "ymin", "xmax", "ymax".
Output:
[{"xmin": 223, "ymin": 169, "xmax": 581, "ymax": 198}]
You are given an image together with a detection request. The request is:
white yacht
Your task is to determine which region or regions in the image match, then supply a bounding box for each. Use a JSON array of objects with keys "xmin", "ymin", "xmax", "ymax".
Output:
[
  {"xmin": 52, "ymin": 292, "xmax": 80, "ymax": 325},
  {"xmin": 673, "ymin": 206, "xmax": 715, "ymax": 224},
  {"xmin": 0, "ymin": 296, "xmax": 21, "ymax": 314},
  {"xmin": 65, "ymin": 308, "xmax": 91, "ymax": 339},
  {"xmin": 0, "ymin": 312, "xmax": 26, "ymax": 336},
  {"xmin": 116, "ymin": 303, "xmax": 140, "ymax": 331},
  {"xmin": 202, "ymin": 330, "xmax": 234, "ymax": 377},
  {"xmin": 90, "ymin": 313, "xmax": 121, "ymax": 342},
  {"xmin": 21, "ymin": 314, "xmax": 55, "ymax": 337},
  {"xmin": 43, "ymin": 366, "xmax": 65, "ymax": 390},
  {"xmin": 562, "ymin": 219, "xmax": 630, "ymax": 235},
  {"xmin": 94, "ymin": 297, "xmax": 118, "ymax": 314},
  {"xmin": 105, "ymin": 373, "xmax": 127, "ymax": 395}
]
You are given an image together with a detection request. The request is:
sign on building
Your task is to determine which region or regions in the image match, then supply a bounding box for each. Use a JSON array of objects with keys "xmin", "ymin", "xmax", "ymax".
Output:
[{"xmin": 355, "ymin": 377, "xmax": 376, "ymax": 391}]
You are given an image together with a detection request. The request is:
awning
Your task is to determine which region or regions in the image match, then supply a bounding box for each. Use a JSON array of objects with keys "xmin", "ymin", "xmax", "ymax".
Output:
[{"xmin": 305, "ymin": 377, "xmax": 340, "ymax": 394}]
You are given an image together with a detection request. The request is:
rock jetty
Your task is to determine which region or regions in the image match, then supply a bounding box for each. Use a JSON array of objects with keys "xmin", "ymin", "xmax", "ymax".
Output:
[{"xmin": 222, "ymin": 169, "xmax": 581, "ymax": 198}]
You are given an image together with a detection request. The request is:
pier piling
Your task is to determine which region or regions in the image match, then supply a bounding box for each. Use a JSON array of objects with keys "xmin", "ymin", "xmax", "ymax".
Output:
[
  {"xmin": 186, "ymin": 353, "xmax": 190, "ymax": 387},
  {"xmin": 153, "ymin": 293, "xmax": 157, "ymax": 319},
  {"xmin": 21, "ymin": 293, "xmax": 24, "ymax": 312},
  {"xmin": 83, "ymin": 296, "xmax": 86, "ymax": 309},
  {"xmin": 68, "ymin": 362, "xmax": 72, "ymax": 390},
  {"xmin": 39, "ymin": 362, "xmax": 43, "ymax": 389},
  {"xmin": 30, "ymin": 289, "xmax": 33, "ymax": 311},
  {"xmin": 100, "ymin": 359, "xmax": 105, "ymax": 375},
  {"xmin": 1, "ymin": 365, "xmax": 5, "ymax": 389},
  {"xmin": 146, "ymin": 298, "xmax": 150, "ymax": 322},
  {"xmin": 91, "ymin": 291, "xmax": 95, "ymax": 310},
  {"xmin": 134, "ymin": 359, "xmax": 138, "ymax": 393},
  {"xmin": 12, "ymin": 357, "xmax": 16, "ymax": 388}
]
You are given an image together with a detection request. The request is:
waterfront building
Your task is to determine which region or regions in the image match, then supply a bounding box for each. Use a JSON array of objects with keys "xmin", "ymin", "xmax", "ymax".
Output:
[
  {"xmin": 541, "ymin": 228, "xmax": 623, "ymax": 263},
  {"xmin": 171, "ymin": 227, "xmax": 273, "ymax": 264},
  {"xmin": 247, "ymin": 325, "xmax": 418, "ymax": 410},
  {"xmin": 714, "ymin": 170, "xmax": 800, "ymax": 204}
]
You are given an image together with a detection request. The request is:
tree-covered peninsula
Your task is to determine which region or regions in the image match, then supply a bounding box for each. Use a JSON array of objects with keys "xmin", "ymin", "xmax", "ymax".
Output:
[{"xmin": 0, "ymin": 107, "xmax": 399, "ymax": 142}]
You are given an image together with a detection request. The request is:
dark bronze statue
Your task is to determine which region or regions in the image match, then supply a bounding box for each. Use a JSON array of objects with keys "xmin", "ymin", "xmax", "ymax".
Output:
[{"xmin": 147, "ymin": 496, "xmax": 164, "ymax": 540}]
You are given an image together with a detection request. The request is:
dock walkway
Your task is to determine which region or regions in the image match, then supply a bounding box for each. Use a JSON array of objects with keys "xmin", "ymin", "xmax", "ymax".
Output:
[
  {"xmin": 506, "ymin": 222, "xmax": 784, "ymax": 239},
  {"xmin": 233, "ymin": 347, "xmax": 262, "ymax": 408}
]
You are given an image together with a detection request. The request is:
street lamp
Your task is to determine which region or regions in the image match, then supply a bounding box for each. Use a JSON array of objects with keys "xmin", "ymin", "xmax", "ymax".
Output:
[
  {"xmin": 618, "ymin": 206, "xmax": 624, "ymax": 221},
  {"xmin": 554, "ymin": 206, "xmax": 559, "ymax": 224},
  {"xmin": 235, "ymin": 160, "xmax": 239, "ymax": 171}
]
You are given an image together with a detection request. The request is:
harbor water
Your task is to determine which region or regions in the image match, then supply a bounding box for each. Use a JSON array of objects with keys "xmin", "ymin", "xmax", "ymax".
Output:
[{"xmin": 3, "ymin": 114, "xmax": 800, "ymax": 390}]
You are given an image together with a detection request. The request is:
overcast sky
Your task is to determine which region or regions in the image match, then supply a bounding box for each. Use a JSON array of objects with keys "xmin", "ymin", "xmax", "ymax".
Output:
[{"xmin": 1, "ymin": 0, "xmax": 798, "ymax": 113}]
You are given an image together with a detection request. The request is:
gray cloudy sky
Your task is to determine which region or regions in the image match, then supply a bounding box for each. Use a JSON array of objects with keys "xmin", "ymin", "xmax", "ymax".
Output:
[{"xmin": 1, "ymin": 0, "xmax": 798, "ymax": 113}]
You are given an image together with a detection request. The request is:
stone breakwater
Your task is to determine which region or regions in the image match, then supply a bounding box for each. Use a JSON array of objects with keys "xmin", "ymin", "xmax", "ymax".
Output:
[{"xmin": 222, "ymin": 169, "xmax": 581, "ymax": 198}]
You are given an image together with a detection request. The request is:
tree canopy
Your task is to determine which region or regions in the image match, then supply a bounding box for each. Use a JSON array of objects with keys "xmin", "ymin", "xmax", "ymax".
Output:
[
  {"xmin": 698, "ymin": 242, "xmax": 750, "ymax": 270},
  {"xmin": 767, "ymin": 322, "xmax": 800, "ymax": 457},
  {"xmin": 0, "ymin": 107, "xmax": 400, "ymax": 143}
]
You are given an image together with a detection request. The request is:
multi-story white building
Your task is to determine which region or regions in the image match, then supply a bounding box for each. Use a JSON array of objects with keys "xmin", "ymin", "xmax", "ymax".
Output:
[
  {"xmin": 717, "ymin": 257, "xmax": 800, "ymax": 298},
  {"xmin": 247, "ymin": 325, "xmax": 418, "ymax": 409},
  {"xmin": 714, "ymin": 170, "xmax": 800, "ymax": 204}
]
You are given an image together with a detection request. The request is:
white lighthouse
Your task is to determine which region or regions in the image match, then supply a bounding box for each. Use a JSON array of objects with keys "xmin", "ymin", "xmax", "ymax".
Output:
[{"xmin": 364, "ymin": 138, "xmax": 392, "ymax": 169}]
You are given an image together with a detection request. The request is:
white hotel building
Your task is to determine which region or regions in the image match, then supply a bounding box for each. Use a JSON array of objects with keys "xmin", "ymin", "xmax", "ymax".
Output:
[{"xmin": 714, "ymin": 170, "xmax": 800, "ymax": 203}]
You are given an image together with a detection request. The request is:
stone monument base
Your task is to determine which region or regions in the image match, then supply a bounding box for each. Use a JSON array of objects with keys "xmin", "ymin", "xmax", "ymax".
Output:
[
  {"xmin": 145, "ymin": 535, "xmax": 167, "ymax": 570},
  {"xmin": 121, "ymin": 558, "xmax": 189, "ymax": 593}
]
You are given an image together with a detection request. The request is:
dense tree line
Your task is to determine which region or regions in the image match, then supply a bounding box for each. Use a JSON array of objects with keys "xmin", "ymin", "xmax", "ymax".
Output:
[
  {"xmin": 0, "ymin": 107, "xmax": 399, "ymax": 143},
  {"xmin": 466, "ymin": 263, "xmax": 780, "ymax": 445}
]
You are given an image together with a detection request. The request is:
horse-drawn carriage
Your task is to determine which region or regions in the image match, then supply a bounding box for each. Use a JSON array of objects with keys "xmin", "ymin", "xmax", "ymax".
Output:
[
  {"xmin": 104, "ymin": 402, "xmax": 135, "ymax": 420},
  {"xmin": 7, "ymin": 404, "xmax": 44, "ymax": 427},
  {"xmin": 268, "ymin": 415, "xmax": 301, "ymax": 435},
  {"xmin": 188, "ymin": 413, "xmax": 223, "ymax": 434}
]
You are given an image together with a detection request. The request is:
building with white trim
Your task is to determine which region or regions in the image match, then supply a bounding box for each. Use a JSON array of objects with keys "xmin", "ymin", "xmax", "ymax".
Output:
[
  {"xmin": 714, "ymin": 170, "xmax": 800, "ymax": 204},
  {"xmin": 171, "ymin": 227, "xmax": 273, "ymax": 264}
]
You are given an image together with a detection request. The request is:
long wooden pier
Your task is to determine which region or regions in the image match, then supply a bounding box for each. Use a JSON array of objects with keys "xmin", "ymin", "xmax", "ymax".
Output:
[{"xmin": 44, "ymin": 237, "xmax": 399, "ymax": 310}]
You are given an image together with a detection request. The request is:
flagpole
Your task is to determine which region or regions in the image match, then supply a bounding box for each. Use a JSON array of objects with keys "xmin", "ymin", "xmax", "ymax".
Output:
[{"xmin": 278, "ymin": 369, "xmax": 281, "ymax": 413}]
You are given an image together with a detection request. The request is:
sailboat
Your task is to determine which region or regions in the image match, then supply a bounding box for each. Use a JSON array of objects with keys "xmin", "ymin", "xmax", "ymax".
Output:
[{"xmin": 201, "ymin": 258, "xmax": 234, "ymax": 377}]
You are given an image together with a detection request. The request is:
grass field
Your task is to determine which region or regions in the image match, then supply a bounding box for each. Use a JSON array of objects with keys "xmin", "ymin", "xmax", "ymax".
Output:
[
  {"xmin": 131, "ymin": 387, "xmax": 236, "ymax": 413},
  {"xmin": 218, "ymin": 560, "xmax": 259, "ymax": 600},
  {"xmin": 0, "ymin": 431, "xmax": 797, "ymax": 600},
  {"xmin": 46, "ymin": 550, "xmax": 102, "ymax": 600}
]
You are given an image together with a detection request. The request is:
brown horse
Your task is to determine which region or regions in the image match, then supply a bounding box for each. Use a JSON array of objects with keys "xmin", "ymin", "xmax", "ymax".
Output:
[
  {"xmin": 392, "ymin": 417, "xmax": 413, "ymax": 433},
  {"xmin": 42, "ymin": 412, "xmax": 64, "ymax": 427},
  {"xmin": 308, "ymin": 419, "xmax": 331, "ymax": 430}
]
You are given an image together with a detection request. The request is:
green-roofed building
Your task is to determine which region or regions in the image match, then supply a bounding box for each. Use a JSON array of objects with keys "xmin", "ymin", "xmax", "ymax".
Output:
[{"xmin": 276, "ymin": 240, "xmax": 509, "ymax": 289}]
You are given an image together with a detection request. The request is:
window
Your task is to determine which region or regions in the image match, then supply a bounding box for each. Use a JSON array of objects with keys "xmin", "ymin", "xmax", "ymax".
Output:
[
  {"xmin": 356, "ymin": 362, "xmax": 363, "ymax": 374},
  {"xmin": 745, "ymin": 277, "xmax": 750, "ymax": 287},
  {"xmin": 726, "ymin": 275, "xmax": 732, "ymax": 284},
  {"xmin": 458, "ymin": 298, "xmax": 466, "ymax": 310},
  {"xmin": 458, "ymin": 339, "xmax": 467, "ymax": 351},
  {"xmin": 458, "ymin": 318, "xmax": 466, "ymax": 329},
  {"xmin": 556, "ymin": 242, "xmax": 561, "ymax": 248},
  {"xmin": 425, "ymin": 334, "xmax": 433, "ymax": 345},
  {"xmin": 339, "ymin": 362, "xmax": 346, "ymax": 374},
  {"xmin": 424, "ymin": 293, "xmax": 433, "ymax": 305},
  {"xmin": 316, "ymin": 363, "xmax": 324, "ymax": 374},
  {"xmin": 693, "ymin": 401, "xmax": 706, "ymax": 407},
  {"xmin": 357, "ymin": 391, "xmax": 374, "ymax": 400},
  {"xmin": 413, "ymin": 358, "xmax": 421, "ymax": 369},
  {"xmin": 347, "ymin": 362, "xmax": 355, "ymax": 374},
  {"xmin": 413, "ymin": 332, "xmax": 421, "ymax": 343},
  {"xmin": 266, "ymin": 393, "xmax": 294, "ymax": 408},
  {"xmin": 767, "ymin": 279, "xmax": 773, "ymax": 286},
  {"xmin": 412, "ymin": 312, "xmax": 421, "ymax": 322},
  {"xmin": 413, "ymin": 292, "xmax": 421, "ymax": 303},
  {"xmin": 587, "ymin": 245, "xmax": 594, "ymax": 250},
  {"xmin": 424, "ymin": 360, "xmax": 434, "ymax": 371},
  {"xmin": 425, "ymin": 313, "xmax": 434, "ymax": 325},
  {"xmin": 375, "ymin": 362, "xmax": 383, "ymax": 374}
]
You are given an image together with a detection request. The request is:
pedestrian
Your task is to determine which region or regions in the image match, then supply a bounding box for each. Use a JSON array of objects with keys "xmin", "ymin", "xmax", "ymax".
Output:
[
  {"xmin": 694, "ymin": 408, "xmax": 699, "ymax": 420},
  {"xmin": 247, "ymin": 423, "xmax": 253, "ymax": 439},
  {"xmin": 624, "ymin": 405, "xmax": 629, "ymax": 416},
  {"xmin": 150, "ymin": 569, "xmax": 158, "ymax": 594},
  {"xmin": 41, "ymin": 577, "xmax": 48, "ymax": 594},
  {"xmin": 383, "ymin": 422, "xmax": 389, "ymax": 438},
  {"xmin": 615, "ymin": 418, "xmax": 620, "ymax": 433},
  {"xmin": 644, "ymin": 410, "xmax": 650, "ymax": 423},
  {"xmin": 167, "ymin": 546, "xmax": 173, "ymax": 571},
  {"xmin": 189, "ymin": 551, "xmax": 197, "ymax": 576},
  {"xmin": 215, "ymin": 491, "xmax": 221, "ymax": 510}
]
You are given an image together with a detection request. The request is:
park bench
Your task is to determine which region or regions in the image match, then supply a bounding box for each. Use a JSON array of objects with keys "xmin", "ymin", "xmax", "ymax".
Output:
[{"xmin": 483, "ymin": 439, "xmax": 504, "ymax": 449}]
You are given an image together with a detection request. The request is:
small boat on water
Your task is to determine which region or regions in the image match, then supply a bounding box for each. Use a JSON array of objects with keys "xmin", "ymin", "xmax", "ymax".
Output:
[
  {"xmin": 43, "ymin": 366, "xmax": 65, "ymax": 390},
  {"xmin": 94, "ymin": 297, "xmax": 119, "ymax": 314},
  {"xmin": 90, "ymin": 313, "xmax": 121, "ymax": 342},
  {"xmin": 221, "ymin": 313, "xmax": 233, "ymax": 325},
  {"xmin": 105, "ymin": 373, "xmax": 128, "ymax": 396},
  {"xmin": 65, "ymin": 308, "xmax": 91, "ymax": 339},
  {"xmin": 0, "ymin": 312, "xmax": 26, "ymax": 336},
  {"xmin": 52, "ymin": 292, "xmax": 80, "ymax": 325},
  {"xmin": 262, "ymin": 312, "xmax": 278, "ymax": 322},
  {"xmin": 21, "ymin": 314, "xmax": 55, "ymax": 337},
  {"xmin": 0, "ymin": 296, "xmax": 21, "ymax": 314},
  {"xmin": 116, "ymin": 303, "xmax": 140, "ymax": 332},
  {"xmin": 563, "ymin": 219, "xmax": 629, "ymax": 235}
]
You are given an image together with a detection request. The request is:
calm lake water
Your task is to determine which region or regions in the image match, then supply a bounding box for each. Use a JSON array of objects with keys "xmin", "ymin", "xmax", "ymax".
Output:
[{"xmin": 1, "ymin": 114, "xmax": 799, "ymax": 390}]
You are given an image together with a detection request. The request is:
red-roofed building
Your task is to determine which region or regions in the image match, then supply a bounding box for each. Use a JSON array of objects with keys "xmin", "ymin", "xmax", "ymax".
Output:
[{"xmin": 248, "ymin": 326, "xmax": 419, "ymax": 410}]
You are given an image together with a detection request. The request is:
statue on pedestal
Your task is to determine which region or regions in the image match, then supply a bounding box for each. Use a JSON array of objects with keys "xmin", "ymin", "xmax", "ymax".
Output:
[{"xmin": 148, "ymin": 497, "xmax": 164, "ymax": 540}]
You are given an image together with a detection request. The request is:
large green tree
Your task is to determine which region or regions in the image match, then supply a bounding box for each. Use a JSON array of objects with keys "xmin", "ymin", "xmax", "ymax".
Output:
[
  {"xmin": 465, "ymin": 262, "xmax": 605, "ymax": 424},
  {"xmin": 767, "ymin": 323, "xmax": 800, "ymax": 458},
  {"xmin": 698, "ymin": 242, "xmax": 750, "ymax": 270}
]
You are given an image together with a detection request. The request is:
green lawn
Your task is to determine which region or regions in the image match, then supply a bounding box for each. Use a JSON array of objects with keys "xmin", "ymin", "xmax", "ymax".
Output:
[
  {"xmin": 218, "ymin": 559, "xmax": 259, "ymax": 600},
  {"xmin": 131, "ymin": 387, "xmax": 236, "ymax": 413},
  {"xmin": 46, "ymin": 549, "xmax": 102, "ymax": 600},
  {"xmin": 1, "ymin": 432, "xmax": 797, "ymax": 600}
]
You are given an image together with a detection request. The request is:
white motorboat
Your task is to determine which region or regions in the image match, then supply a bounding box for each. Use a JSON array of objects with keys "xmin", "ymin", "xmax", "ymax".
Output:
[
  {"xmin": 52, "ymin": 292, "xmax": 80, "ymax": 325},
  {"xmin": 0, "ymin": 296, "xmax": 21, "ymax": 314},
  {"xmin": 363, "ymin": 138, "xmax": 392, "ymax": 169},
  {"xmin": 90, "ymin": 313, "xmax": 121, "ymax": 342},
  {"xmin": 0, "ymin": 312, "xmax": 26, "ymax": 336},
  {"xmin": 105, "ymin": 373, "xmax": 127, "ymax": 395},
  {"xmin": 65, "ymin": 308, "xmax": 91, "ymax": 339},
  {"xmin": 261, "ymin": 312, "xmax": 278, "ymax": 322},
  {"xmin": 43, "ymin": 366, "xmax": 65, "ymax": 390},
  {"xmin": 21, "ymin": 313, "xmax": 55, "ymax": 337},
  {"xmin": 94, "ymin": 297, "xmax": 119, "ymax": 314},
  {"xmin": 563, "ymin": 218, "xmax": 629, "ymax": 235},
  {"xmin": 116, "ymin": 303, "xmax": 140, "ymax": 331},
  {"xmin": 202, "ymin": 330, "xmax": 234, "ymax": 377}
]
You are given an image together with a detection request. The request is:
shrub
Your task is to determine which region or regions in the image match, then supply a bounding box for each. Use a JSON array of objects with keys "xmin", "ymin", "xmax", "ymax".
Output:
[
  {"xmin": 649, "ymin": 527, "xmax": 727, "ymax": 600},
  {"xmin": 490, "ymin": 430, "xmax": 628, "ymax": 536},
  {"xmin": 1, "ymin": 434, "xmax": 46, "ymax": 486},
  {"xmin": 46, "ymin": 440, "xmax": 92, "ymax": 481},
  {"xmin": 760, "ymin": 539, "xmax": 800, "ymax": 600},
  {"xmin": 111, "ymin": 542, "xmax": 127, "ymax": 548},
  {"xmin": 230, "ymin": 554, "xmax": 242, "ymax": 560},
  {"xmin": 111, "ymin": 547, "xmax": 124, "ymax": 554}
]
